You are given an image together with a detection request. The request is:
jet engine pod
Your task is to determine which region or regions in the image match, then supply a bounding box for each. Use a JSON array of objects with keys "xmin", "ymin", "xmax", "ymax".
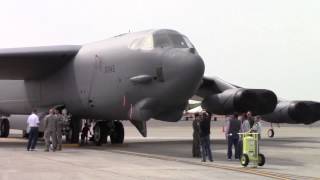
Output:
[
  {"xmin": 201, "ymin": 88, "xmax": 277, "ymax": 115},
  {"xmin": 303, "ymin": 101, "xmax": 320, "ymax": 124},
  {"xmin": 262, "ymin": 101, "xmax": 314, "ymax": 124}
]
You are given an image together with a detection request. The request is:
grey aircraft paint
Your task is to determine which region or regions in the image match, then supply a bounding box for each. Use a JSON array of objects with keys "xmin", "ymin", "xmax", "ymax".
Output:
[
  {"xmin": 0, "ymin": 29, "xmax": 204, "ymax": 123},
  {"xmin": 0, "ymin": 29, "xmax": 318, "ymax": 141}
]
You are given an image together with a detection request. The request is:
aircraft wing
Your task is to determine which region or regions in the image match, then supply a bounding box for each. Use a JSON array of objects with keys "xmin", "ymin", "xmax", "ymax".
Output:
[
  {"xmin": 196, "ymin": 76, "xmax": 320, "ymax": 124},
  {"xmin": 0, "ymin": 45, "xmax": 81, "ymax": 80},
  {"xmin": 195, "ymin": 76, "xmax": 236, "ymax": 100}
]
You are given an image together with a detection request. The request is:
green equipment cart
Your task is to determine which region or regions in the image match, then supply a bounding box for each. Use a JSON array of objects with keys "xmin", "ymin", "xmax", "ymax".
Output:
[{"xmin": 239, "ymin": 133, "xmax": 265, "ymax": 167}]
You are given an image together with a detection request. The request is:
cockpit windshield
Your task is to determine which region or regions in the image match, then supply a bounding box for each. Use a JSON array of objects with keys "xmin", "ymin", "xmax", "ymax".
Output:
[
  {"xmin": 153, "ymin": 30, "xmax": 194, "ymax": 49},
  {"xmin": 129, "ymin": 30, "xmax": 194, "ymax": 50}
]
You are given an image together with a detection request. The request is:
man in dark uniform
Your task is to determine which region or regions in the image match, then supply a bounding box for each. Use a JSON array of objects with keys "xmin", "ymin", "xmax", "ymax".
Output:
[
  {"xmin": 192, "ymin": 113, "xmax": 201, "ymax": 157},
  {"xmin": 199, "ymin": 109, "xmax": 213, "ymax": 162},
  {"xmin": 226, "ymin": 113, "xmax": 241, "ymax": 160}
]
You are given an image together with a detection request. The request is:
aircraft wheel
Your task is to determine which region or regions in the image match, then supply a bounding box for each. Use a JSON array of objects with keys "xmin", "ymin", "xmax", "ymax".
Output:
[
  {"xmin": 93, "ymin": 122, "xmax": 108, "ymax": 146},
  {"xmin": 240, "ymin": 154, "xmax": 249, "ymax": 167},
  {"xmin": 0, "ymin": 119, "xmax": 10, "ymax": 137},
  {"xmin": 110, "ymin": 121, "xmax": 124, "ymax": 144},
  {"xmin": 267, "ymin": 129, "xmax": 274, "ymax": 138},
  {"xmin": 258, "ymin": 153, "xmax": 265, "ymax": 166}
]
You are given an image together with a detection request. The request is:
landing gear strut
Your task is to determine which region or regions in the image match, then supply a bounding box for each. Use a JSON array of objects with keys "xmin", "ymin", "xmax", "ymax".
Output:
[{"xmin": 0, "ymin": 118, "xmax": 10, "ymax": 137}]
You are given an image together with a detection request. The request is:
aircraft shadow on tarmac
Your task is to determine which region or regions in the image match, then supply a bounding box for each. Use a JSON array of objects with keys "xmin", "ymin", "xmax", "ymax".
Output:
[
  {"xmin": 1, "ymin": 136, "xmax": 316, "ymax": 168},
  {"xmin": 81, "ymin": 138, "xmax": 311, "ymax": 167}
]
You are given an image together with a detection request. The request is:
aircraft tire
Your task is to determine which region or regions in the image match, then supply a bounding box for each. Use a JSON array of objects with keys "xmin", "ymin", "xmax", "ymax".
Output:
[
  {"xmin": 110, "ymin": 121, "xmax": 124, "ymax": 144},
  {"xmin": 240, "ymin": 154, "xmax": 249, "ymax": 167},
  {"xmin": 258, "ymin": 153, "xmax": 265, "ymax": 166},
  {"xmin": 267, "ymin": 129, "xmax": 274, "ymax": 138},
  {"xmin": 0, "ymin": 119, "xmax": 10, "ymax": 138},
  {"xmin": 93, "ymin": 122, "xmax": 108, "ymax": 146}
]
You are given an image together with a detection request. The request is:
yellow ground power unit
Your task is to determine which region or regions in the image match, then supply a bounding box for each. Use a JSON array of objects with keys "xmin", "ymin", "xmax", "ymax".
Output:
[{"xmin": 239, "ymin": 133, "xmax": 265, "ymax": 167}]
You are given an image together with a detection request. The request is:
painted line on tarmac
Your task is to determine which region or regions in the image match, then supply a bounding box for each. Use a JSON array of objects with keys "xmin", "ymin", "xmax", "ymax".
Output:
[{"xmin": 110, "ymin": 150, "xmax": 319, "ymax": 180}]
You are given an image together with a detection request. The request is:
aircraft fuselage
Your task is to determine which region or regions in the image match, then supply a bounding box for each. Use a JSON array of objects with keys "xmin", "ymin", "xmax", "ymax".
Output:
[{"xmin": 0, "ymin": 29, "xmax": 205, "ymax": 122}]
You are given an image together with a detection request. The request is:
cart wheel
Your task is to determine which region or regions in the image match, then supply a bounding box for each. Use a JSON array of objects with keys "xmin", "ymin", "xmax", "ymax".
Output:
[
  {"xmin": 258, "ymin": 153, "xmax": 265, "ymax": 166},
  {"xmin": 240, "ymin": 154, "xmax": 249, "ymax": 167},
  {"xmin": 267, "ymin": 129, "xmax": 274, "ymax": 138}
]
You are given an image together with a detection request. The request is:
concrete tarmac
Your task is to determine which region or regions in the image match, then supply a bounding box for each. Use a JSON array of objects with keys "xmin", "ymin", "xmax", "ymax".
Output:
[{"xmin": 0, "ymin": 120, "xmax": 319, "ymax": 180}]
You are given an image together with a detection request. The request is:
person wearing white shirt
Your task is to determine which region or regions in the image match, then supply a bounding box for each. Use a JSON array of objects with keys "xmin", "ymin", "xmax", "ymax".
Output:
[{"xmin": 26, "ymin": 109, "xmax": 40, "ymax": 151}]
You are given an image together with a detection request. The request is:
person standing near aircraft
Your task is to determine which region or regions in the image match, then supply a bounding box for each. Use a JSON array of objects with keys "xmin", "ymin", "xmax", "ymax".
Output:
[
  {"xmin": 241, "ymin": 112, "xmax": 251, "ymax": 133},
  {"xmin": 80, "ymin": 122, "xmax": 91, "ymax": 145},
  {"xmin": 44, "ymin": 109, "xmax": 58, "ymax": 152},
  {"xmin": 199, "ymin": 109, "xmax": 213, "ymax": 162},
  {"xmin": 55, "ymin": 109, "xmax": 63, "ymax": 151},
  {"xmin": 246, "ymin": 111, "xmax": 255, "ymax": 129},
  {"xmin": 26, "ymin": 109, "xmax": 40, "ymax": 151},
  {"xmin": 252, "ymin": 116, "xmax": 262, "ymax": 139},
  {"xmin": 226, "ymin": 113, "xmax": 241, "ymax": 160},
  {"xmin": 192, "ymin": 113, "xmax": 201, "ymax": 157}
]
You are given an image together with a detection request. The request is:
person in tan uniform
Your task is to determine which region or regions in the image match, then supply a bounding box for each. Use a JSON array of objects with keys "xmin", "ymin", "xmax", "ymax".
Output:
[
  {"xmin": 44, "ymin": 109, "xmax": 58, "ymax": 152},
  {"xmin": 55, "ymin": 109, "xmax": 64, "ymax": 151}
]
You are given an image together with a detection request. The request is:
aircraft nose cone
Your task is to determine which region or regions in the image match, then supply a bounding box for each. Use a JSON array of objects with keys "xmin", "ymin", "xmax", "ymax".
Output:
[{"xmin": 162, "ymin": 49, "xmax": 205, "ymax": 101}]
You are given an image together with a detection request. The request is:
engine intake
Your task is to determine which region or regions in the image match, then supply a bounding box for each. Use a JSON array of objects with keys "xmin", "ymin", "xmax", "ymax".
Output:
[{"xmin": 201, "ymin": 88, "xmax": 277, "ymax": 115}]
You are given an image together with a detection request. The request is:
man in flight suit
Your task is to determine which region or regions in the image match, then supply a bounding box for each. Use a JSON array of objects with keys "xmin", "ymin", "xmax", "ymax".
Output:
[
  {"xmin": 44, "ymin": 109, "xmax": 58, "ymax": 152},
  {"xmin": 55, "ymin": 109, "xmax": 64, "ymax": 151}
]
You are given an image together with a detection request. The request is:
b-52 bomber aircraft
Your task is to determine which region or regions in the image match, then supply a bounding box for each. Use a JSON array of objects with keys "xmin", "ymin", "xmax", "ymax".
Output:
[{"xmin": 0, "ymin": 29, "xmax": 318, "ymax": 144}]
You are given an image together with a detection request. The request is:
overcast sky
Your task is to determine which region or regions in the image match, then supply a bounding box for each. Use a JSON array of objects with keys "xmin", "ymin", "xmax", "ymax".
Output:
[{"xmin": 0, "ymin": 0, "xmax": 319, "ymax": 101}]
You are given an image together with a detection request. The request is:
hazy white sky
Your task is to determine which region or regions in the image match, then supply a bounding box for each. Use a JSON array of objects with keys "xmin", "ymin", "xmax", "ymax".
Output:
[{"xmin": 0, "ymin": 0, "xmax": 319, "ymax": 101}]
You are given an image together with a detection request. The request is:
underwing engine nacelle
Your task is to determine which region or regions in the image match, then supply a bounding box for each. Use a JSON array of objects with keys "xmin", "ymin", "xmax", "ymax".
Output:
[
  {"xmin": 201, "ymin": 88, "xmax": 277, "ymax": 115},
  {"xmin": 262, "ymin": 101, "xmax": 320, "ymax": 124}
]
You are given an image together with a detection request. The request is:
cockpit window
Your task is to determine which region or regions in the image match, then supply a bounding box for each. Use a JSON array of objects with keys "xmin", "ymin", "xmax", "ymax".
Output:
[
  {"xmin": 168, "ymin": 34, "xmax": 189, "ymax": 48},
  {"xmin": 153, "ymin": 30, "xmax": 194, "ymax": 49},
  {"xmin": 129, "ymin": 35, "xmax": 154, "ymax": 50},
  {"xmin": 153, "ymin": 33, "xmax": 171, "ymax": 48},
  {"xmin": 129, "ymin": 30, "xmax": 195, "ymax": 50}
]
